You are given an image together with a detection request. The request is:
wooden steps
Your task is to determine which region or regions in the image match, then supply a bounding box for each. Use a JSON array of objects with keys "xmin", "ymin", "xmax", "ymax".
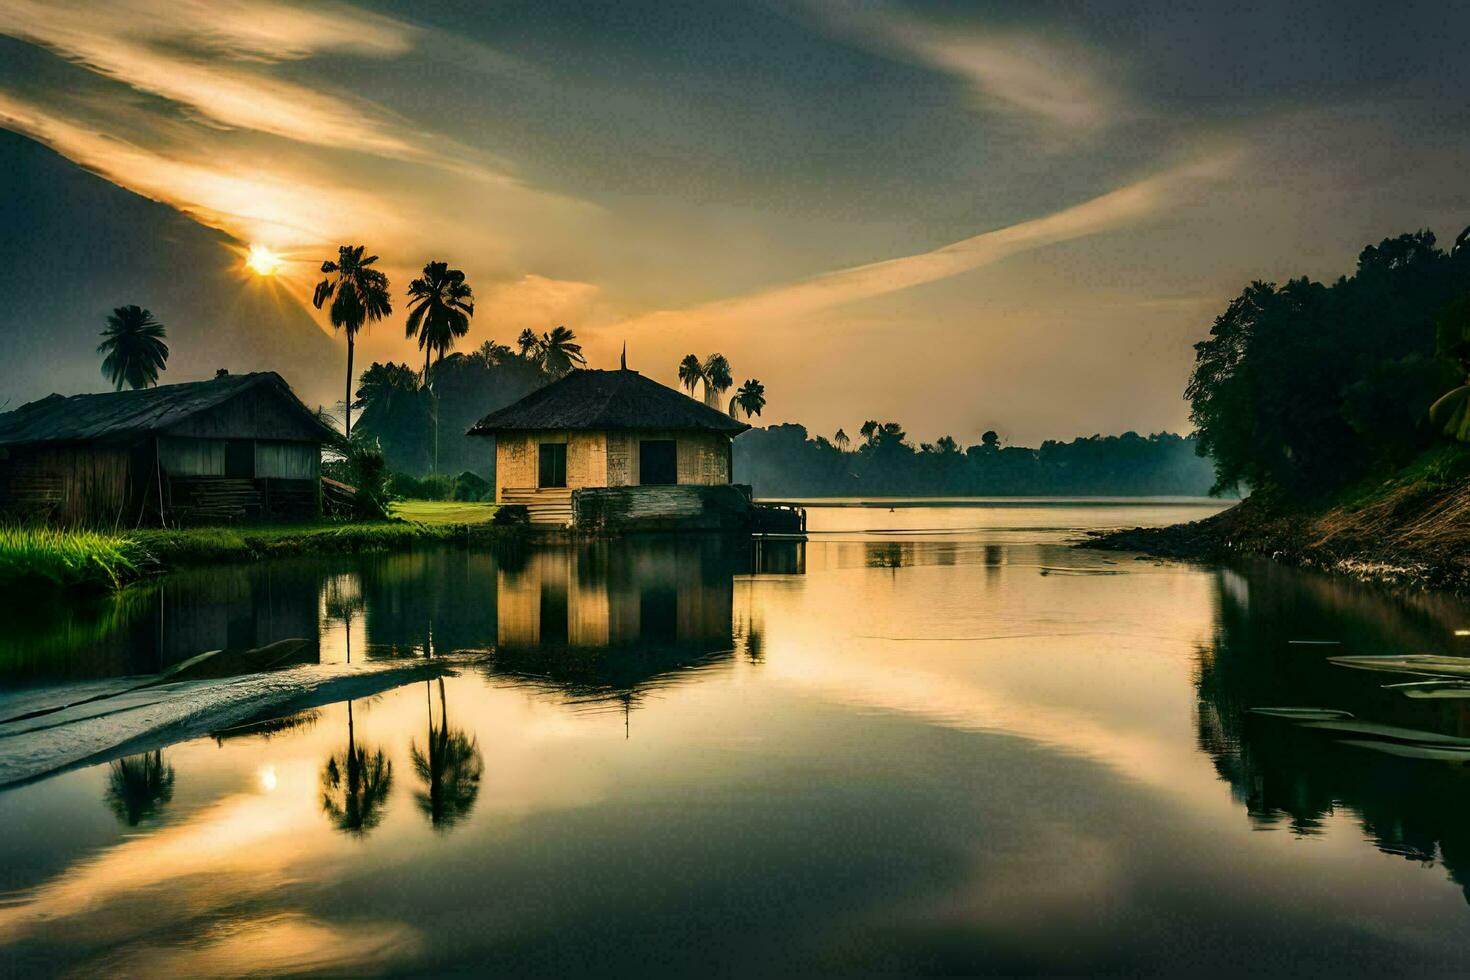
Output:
[{"xmin": 500, "ymin": 487, "xmax": 573, "ymax": 527}]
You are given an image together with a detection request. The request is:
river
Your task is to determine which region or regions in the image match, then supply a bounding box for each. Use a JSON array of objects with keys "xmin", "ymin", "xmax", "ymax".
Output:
[{"xmin": 5, "ymin": 498, "xmax": 1470, "ymax": 975}]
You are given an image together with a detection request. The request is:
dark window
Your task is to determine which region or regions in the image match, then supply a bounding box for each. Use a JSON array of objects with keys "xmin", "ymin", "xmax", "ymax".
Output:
[
  {"xmin": 538, "ymin": 442, "xmax": 567, "ymax": 488},
  {"xmin": 225, "ymin": 440, "xmax": 255, "ymax": 479},
  {"xmin": 639, "ymin": 440, "xmax": 677, "ymax": 485}
]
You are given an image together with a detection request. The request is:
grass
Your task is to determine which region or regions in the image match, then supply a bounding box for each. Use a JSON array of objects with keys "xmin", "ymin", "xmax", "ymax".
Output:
[
  {"xmin": 1, "ymin": 499, "xmax": 512, "ymax": 593},
  {"xmin": 389, "ymin": 499, "xmax": 499, "ymax": 526},
  {"xmin": 0, "ymin": 524, "xmax": 146, "ymax": 591}
]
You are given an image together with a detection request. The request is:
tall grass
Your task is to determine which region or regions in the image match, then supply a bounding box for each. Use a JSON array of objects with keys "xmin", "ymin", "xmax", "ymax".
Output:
[{"xmin": 0, "ymin": 524, "xmax": 145, "ymax": 591}]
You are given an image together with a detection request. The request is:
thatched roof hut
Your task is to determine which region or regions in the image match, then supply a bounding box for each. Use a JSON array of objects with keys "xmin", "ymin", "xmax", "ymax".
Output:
[
  {"xmin": 0, "ymin": 372, "xmax": 333, "ymax": 525},
  {"xmin": 469, "ymin": 369, "xmax": 751, "ymax": 527}
]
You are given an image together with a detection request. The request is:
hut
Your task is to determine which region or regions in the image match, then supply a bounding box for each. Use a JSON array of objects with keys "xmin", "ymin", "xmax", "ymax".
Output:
[
  {"xmin": 468, "ymin": 368, "xmax": 754, "ymax": 528},
  {"xmin": 0, "ymin": 371, "xmax": 334, "ymax": 526}
]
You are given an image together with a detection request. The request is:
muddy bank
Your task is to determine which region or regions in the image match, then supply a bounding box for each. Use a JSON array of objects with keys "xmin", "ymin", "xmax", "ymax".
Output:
[{"xmin": 1083, "ymin": 475, "xmax": 1470, "ymax": 595}]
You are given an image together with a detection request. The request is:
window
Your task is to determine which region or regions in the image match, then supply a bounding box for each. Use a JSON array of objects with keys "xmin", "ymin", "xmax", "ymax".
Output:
[
  {"xmin": 538, "ymin": 442, "xmax": 567, "ymax": 488},
  {"xmin": 639, "ymin": 440, "xmax": 677, "ymax": 485}
]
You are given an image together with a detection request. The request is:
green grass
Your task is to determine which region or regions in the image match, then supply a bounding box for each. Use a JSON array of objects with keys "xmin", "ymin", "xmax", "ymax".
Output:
[
  {"xmin": 2, "ymin": 501, "xmax": 514, "ymax": 593},
  {"xmin": 389, "ymin": 499, "xmax": 499, "ymax": 526},
  {"xmin": 0, "ymin": 524, "xmax": 146, "ymax": 591}
]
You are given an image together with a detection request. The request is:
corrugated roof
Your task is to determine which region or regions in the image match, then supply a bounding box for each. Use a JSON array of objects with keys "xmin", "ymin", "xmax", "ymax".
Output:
[
  {"xmin": 468, "ymin": 369, "xmax": 749, "ymax": 435},
  {"xmin": 0, "ymin": 372, "xmax": 333, "ymax": 447}
]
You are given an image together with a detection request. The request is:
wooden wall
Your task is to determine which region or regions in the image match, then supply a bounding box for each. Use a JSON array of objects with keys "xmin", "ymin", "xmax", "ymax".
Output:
[
  {"xmin": 0, "ymin": 444, "xmax": 137, "ymax": 526},
  {"xmin": 495, "ymin": 429, "xmax": 731, "ymax": 500},
  {"xmin": 256, "ymin": 441, "xmax": 319, "ymax": 480}
]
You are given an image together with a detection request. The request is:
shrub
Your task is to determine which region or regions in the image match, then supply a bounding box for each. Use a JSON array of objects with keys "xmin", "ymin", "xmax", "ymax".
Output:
[
  {"xmin": 491, "ymin": 504, "xmax": 530, "ymax": 527},
  {"xmin": 453, "ymin": 470, "xmax": 491, "ymax": 501}
]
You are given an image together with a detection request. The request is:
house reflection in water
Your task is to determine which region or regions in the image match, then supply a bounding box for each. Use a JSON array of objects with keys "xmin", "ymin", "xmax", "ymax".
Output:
[{"xmin": 490, "ymin": 536, "xmax": 803, "ymax": 709}]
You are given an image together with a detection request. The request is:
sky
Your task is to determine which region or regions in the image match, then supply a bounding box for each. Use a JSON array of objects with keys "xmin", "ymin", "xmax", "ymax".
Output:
[{"xmin": 1, "ymin": 0, "xmax": 1469, "ymax": 445}]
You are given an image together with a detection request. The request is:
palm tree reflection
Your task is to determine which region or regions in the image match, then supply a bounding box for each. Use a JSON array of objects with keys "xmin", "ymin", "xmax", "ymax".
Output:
[
  {"xmin": 321, "ymin": 700, "xmax": 393, "ymax": 836},
  {"xmin": 105, "ymin": 750, "xmax": 175, "ymax": 826},
  {"xmin": 409, "ymin": 678, "xmax": 483, "ymax": 831}
]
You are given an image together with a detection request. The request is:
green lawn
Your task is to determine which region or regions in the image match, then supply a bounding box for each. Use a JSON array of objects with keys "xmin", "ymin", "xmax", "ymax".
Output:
[{"xmin": 390, "ymin": 499, "xmax": 500, "ymax": 526}]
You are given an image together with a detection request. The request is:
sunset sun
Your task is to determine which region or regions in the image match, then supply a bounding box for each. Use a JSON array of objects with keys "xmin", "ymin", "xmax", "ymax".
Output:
[{"xmin": 245, "ymin": 244, "xmax": 282, "ymax": 276}]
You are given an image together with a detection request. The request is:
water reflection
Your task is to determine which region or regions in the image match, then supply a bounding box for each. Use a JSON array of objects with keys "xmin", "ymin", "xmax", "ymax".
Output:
[
  {"xmin": 1197, "ymin": 560, "xmax": 1470, "ymax": 897},
  {"xmin": 320, "ymin": 701, "xmax": 394, "ymax": 837},
  {"xmin": 410, "ymin": 678, "xmax": 483, "ymax": 831},
  {"xmin": 104, "ymin": 751, "xmax": 174, "ymax": 827}
]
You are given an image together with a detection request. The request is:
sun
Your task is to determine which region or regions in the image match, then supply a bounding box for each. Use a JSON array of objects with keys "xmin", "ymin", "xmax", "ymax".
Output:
[{"xmin": 246, "ymin": 244, "xmax": 283, "ymax": 276}]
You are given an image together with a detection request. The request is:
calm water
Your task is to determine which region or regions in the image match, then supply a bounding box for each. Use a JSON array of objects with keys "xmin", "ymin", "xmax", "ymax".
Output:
[{"xmin": 6, "ymin": 499, "xmax": 1470, "ymax": 976}]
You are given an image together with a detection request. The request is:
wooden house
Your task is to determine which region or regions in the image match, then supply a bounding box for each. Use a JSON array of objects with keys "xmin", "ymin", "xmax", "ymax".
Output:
[
  {"xmin": 468, "ymin": 368, "xmax": 752, "ymax": 527},
  {"xmin": 0, "ymin": 371, "xmax": 333, "ymax": 526}
]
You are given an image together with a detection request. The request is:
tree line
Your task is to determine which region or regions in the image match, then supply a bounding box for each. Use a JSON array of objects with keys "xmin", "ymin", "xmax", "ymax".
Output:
[
  {"xmin": 734, "ymin": 424, "xmax": 1217, "ymax": 497},
  {"xmin": 1188, "ymin": 226, "xmax": 1470, "ymax": 497}
]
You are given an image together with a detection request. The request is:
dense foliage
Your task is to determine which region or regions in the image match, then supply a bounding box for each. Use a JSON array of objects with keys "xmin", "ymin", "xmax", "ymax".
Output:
[
  {"xmin": 353, "ymin": 343, "xmax": 549, "ymax": 479},
  {"xmin": 734, "ymin": 425, "xmax": 1216, "ymax": 497},
  {"xmin": 1187, "ymin": 228, "xmax": 1470, "ymax": 496}
]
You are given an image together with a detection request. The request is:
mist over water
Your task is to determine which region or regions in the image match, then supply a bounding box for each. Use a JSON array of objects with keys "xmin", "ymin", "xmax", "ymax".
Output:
[{"xmin": 5, "ymin": 500, "xmax": 1470, "ymax": 975}]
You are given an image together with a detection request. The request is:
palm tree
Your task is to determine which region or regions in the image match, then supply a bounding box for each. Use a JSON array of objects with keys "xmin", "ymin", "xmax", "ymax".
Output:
[
  {"xmin": 701, "ymin": 353, "xmax": 732, "ymax": 408},
  {"xmin": 540, "ymin": 325, "xmax": 587, "ymax": 378},
  {"xmin": 409, "ymin": 678, "xmax": 484, "ymax": 831},
  {"xmin": 320, "ymin": 700, "xmax": 393, "ymax": 836},
  {"xmin": 859, "ymin": 420, "xmax": 879, "ymax": 446},
  {"xmin": 98, "ymin": 306, "xmax": 169, "ymax": 390},
  {"xmin": 729, "ymin": 379, "xmax": 766, "ymax": 419},
  {"xmin": 678, "ymin": 354, "xmax": 704, "ymax": 398},
  {"xmin": 472, "ymin": 340, "xmax": 513, "ymax": 366},
  {"xmin": 313, "ymin": 245, "xmax": 392, "ymax": 438},
  {"xmin": 405, "ymin": 261, "xmax": 474, "ymax": 381},
  {"xmin": 834, "ymin": 428, "xmax": 850, "ymax": 452},
  {"xmin": 516, "ymin": 328, "xmax": 543, "ymax": 362}
]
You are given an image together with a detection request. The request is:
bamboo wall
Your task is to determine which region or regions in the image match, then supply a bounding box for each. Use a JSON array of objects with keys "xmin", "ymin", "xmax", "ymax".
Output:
[
  {"xmin": 0, "ymin": 444, "xmax": 137, "ymax": 526},
  {"xmin": 495, "ymin": 429, "xmax": 731, "ymax": 500}
]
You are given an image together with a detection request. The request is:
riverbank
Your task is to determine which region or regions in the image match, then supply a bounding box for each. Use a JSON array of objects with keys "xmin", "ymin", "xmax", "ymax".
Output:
[
  {"xmin": 1084, "ymin": 447, "xmax": 1470, "ymax": 594},
  {"xmin": 0, "ymin": 500, "xmax": 514, "ymax": 593}
]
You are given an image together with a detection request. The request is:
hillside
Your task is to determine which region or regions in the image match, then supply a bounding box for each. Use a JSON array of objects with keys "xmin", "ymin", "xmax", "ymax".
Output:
[
  {"xmin": 0, "ymin": 130, "xmax": 340, "ymax": 409},
  {"xmin": 1088, "ymin": 446, "xmax": 1470, "ymax": 593}
]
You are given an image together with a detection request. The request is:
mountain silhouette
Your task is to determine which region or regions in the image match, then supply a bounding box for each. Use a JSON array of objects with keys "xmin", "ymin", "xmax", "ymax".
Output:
[{"xmin": 0, "ymin": 129, "xmax": 339, "ymax": 409}]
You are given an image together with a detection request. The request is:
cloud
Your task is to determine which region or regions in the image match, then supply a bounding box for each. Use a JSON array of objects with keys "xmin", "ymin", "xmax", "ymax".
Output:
[
  {"xmin": 0, "ymin": 0, "xmax": 441, "ymax": 161},
  {"xmin": 0, "ymin": 91, "xmax": 410, "ymax": 246},
  {"xmin": 895, "ymin": 26, "xmax": 1118, "ymax": 132},
  {"xmin": 620, "ymin": 155, "xmax": 1233, "ymax": 334}
]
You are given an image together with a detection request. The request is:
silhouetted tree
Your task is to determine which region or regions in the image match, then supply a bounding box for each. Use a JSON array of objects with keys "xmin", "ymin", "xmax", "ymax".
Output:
[
  {"xmin": 678, "ymin": 353, "xmax": 704, "ymax": 397},
  {"xmin": 98, "ymin": 305, "xmax": 168, "ymax": 390},
  {"xmin": 406, "ymin": 261, "xmax": 474, "ymax": 379},
  {"xmin": 730, "ymin": 378, "xmax": 766, "ymax": 419},
  {"xmin": 701, "ymin": 353, "xmax": 732, "ymax": 408},
  {"xmin": 981, "ymin": 430, "xmax": 1000, "ymax": 450},
  {"xmin": 313, "ymin": 245, "xmax": 392, "ymax": 438},
  {"xmin": 516, "ymin": 328, "xmax": 542, "ymax": 362},
  {"xmin": 834, "ymin": 428, "xmax": 850, "ymax": 452},
  {"xmin": 540, "ymin": 326, "xmax": 586, "ymax": 378}
]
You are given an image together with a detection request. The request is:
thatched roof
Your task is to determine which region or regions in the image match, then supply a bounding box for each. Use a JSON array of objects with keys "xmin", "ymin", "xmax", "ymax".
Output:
[
  {"xmin": 0, "ymin": 372, "xmax": 334, "ymax": 448},
  {"xmin": 468, "ymin": 369, "xmax": 750, "ymax": 435}
]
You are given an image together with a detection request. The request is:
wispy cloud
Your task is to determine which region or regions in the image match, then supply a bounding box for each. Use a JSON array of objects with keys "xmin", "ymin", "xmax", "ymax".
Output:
[
  {"xmin": 0, "ymin": 0, "xmax": 433, "ymax": 160},
  {"xmin": 621, "ymin": 155, "xmax": 1233, "ymax": 334},
  {"xmin": 894, "ymin": 26, "xmax": 1119, "ymax": 133},
  {"xmin": 801, "ymin": 4, "xmax": 1121, "ymax": 134}
]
